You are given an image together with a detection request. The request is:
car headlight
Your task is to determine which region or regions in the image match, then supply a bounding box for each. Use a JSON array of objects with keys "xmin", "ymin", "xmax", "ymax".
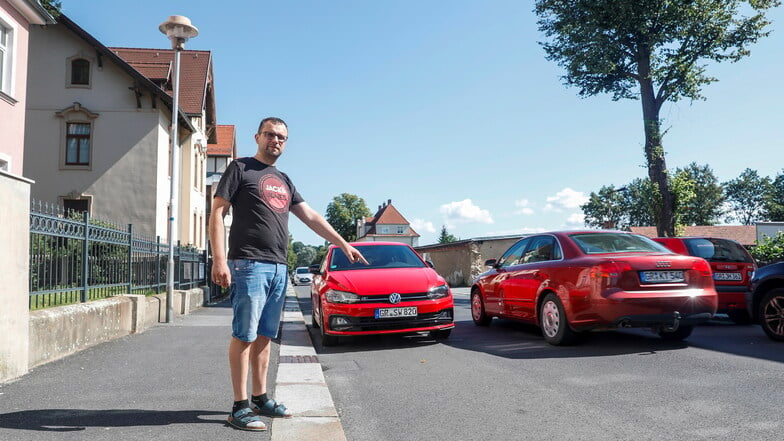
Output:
[
  {"xmin": 325, "ymin": 289, "xmax": 360, "ymax": 304},
  {"xmin": 427, "ymin": 284, "xmax": 450, "ymax": 299}
]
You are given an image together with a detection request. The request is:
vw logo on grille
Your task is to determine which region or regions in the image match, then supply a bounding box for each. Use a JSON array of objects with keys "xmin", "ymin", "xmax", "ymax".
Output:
[
  {"xmin": 655, "ymin": 261, "xmax": 672, "ymax": 268},
  {"xmin": 389, "ymin": 293, "xmax": 402, "ymax": 304}
]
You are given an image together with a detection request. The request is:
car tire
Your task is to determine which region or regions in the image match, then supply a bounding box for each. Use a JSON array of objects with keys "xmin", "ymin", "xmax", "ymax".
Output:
[
  {"xmin": 658, "ymin": 325, "xmax": 694, "ymax": 341},
  {"xmin": 758, "ymin": 288, "xmax": 784, "ymax": 342},
  {"xmin": 726, "ymin": 309, "xmax": 752, "ymax": 325},
  {"xmin": 539, "ymin": 293, "xmax": 577, "ymax": 346},
  {"xmin": 471, "ymin": 289, "xmax": 492, "ymax": 326},
  {"xmin": 429, "ymin": 328, "xmax": 452, "ymax": 340},
  {"xmin": 311, "ymin": 307, "xmax": 319, "ymax": 329},
  {"xmin": 320, "ymin": 310, "xmax": 338, "ymax": 346}
]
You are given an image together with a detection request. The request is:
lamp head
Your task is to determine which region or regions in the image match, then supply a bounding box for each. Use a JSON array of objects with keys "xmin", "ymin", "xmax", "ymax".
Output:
[{"xmin": 159, "ymin": 15, "xmax": 198, "ymax": 49}]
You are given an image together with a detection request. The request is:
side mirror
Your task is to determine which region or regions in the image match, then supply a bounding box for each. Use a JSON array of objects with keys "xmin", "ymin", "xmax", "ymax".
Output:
[
  {"xmin": 308, "ymin": 264, "xmax": 321, "ymax": 274},
  {"xmin": 485, "ymin": 259, "xmax": 497, "ymax": 267},
  {"xmin": 425, "ymin": 260, "xmax": 435, "ymax": 268}
]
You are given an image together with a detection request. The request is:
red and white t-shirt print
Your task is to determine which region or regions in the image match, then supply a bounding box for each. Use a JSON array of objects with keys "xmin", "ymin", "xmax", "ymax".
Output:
[{"xmin": 258, "ymin": 174, "xmax": 291, "ymax": 213}]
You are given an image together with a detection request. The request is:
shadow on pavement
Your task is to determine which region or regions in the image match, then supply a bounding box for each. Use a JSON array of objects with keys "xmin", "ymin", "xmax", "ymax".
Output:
[{"xmin": 0, "ymin": 409, "xmax": 227, "ymax": 432}]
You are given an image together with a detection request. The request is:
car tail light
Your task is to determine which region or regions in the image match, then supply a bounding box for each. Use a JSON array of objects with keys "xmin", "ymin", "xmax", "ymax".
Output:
[
  {"xmin": 691, "ymin": 259, "xmax": 712, "ymax": 276},
  {"xmin": 591, "ymin": 261, "xmax": 632, "ymax": 287}
]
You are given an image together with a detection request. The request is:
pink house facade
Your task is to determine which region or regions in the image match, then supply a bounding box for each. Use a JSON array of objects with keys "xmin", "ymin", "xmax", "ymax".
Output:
[{"xmin": 0, "ymin": 0, "xmax": 53, "ymax": 175}]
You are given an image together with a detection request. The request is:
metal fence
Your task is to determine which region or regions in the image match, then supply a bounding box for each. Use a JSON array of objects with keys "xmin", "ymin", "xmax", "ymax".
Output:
[{"xmin": 29, "ymin": 201, "xmax": 207, "ymax": 309}]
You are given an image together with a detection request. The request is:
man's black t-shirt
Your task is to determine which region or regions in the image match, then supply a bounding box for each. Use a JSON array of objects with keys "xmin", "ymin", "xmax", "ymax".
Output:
[{"xmin": 214, "ymin": 157, "xmax": 303, "ymax": 264}]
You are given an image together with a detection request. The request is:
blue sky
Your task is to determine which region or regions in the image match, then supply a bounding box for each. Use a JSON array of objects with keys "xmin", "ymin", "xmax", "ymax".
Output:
[{"xmin": 61, "ymin": 1, "xmax": 784, "ymax": 246}]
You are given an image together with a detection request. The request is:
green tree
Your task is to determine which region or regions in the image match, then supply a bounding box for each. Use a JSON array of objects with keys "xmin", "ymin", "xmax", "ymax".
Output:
[
  {"xmin": 287, "ymin": 234, "xmax": 296, "ymax": 270},
  {"xmin": 673, "ymin": 163, "xmax": 725, "ymax": 226},
  {"xmin": 581, "ymin": 185, "xmax": 628, "ymax": 229},
  {"xmin": 751, "ymin": 231, "xmax": 784, "ymax": 266},
  {"xmin": 292, "ymin": 241, "xmax": 318, "ymax": 268},
  {"xmin": 535, "ymin": 0, "xmax": 779, "ymax": 237},
  {"xmin": 764, "ymin": 169, "xmax": 784, "ymax": 221},
  {"xmin": 623, "ymin": 178, "xmax": 656, "ymax": 228},
  {"xmin": 723, "ymin": 168, "xmax": 772, "ymax": 225},
  {"xmin": 438, "ymin": 225, "xmax": 459, "ymax": 244},
  {"xmin": 325, "ymin": 193, "xmax": 371, "ymax": 242},
  {"xmin": 41, "ymin": 0, "xmax": 62, "ymax": 17}
]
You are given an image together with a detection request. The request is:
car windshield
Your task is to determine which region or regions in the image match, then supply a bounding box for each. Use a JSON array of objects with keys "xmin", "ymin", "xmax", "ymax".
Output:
[
  {"xmin": 296, "ymin": 268, "xmax": 309, "ymax": 274},
  {"xmin": 683, "ymin": 238, "xmax": 753, "ymax": 263},
  {"xmin": 329, "ymin": 245, "xmax": 427, "ymax": 271},
  {"xmin": 570, "ymin": 232, "xmax": 670, "ymax": 254}
]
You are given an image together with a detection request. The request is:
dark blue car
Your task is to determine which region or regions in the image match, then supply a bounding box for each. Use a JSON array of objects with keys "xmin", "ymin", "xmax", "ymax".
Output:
[{"xmin": 748, "ymin": 261, "xmax": 784, "ymax": 341}]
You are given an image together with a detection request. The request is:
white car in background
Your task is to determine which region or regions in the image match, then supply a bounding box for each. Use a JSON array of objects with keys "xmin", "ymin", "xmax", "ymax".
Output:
[{"xmin": 292, "ymin": 266, "xmax": 313, "ymax": 286}]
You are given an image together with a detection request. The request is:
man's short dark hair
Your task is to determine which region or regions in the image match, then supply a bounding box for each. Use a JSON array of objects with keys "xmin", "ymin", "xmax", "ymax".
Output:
[{"xmin": 258, "ymin": 117, "xmax": 288, "ymax": 134}]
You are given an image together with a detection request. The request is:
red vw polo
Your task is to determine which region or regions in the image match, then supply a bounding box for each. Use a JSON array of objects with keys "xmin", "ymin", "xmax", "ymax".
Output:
[
  {"xmin": 310, "ymin": 242, "xmax": 455, "ymax": 346},
  {"xmin": 471, "ymin": 231, "xmax": 718, "ymax": 345}
]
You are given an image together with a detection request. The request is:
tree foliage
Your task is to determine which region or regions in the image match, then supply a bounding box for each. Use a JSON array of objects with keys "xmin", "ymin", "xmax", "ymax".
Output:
[
  {"xmin": 535, "ymin": 0, "xmax": 779, "ymax": 236},
  {"xmin": 325, "ymin": 193, "xmax": 371, "ymax": 242},
  {"xmin": 287, "ymin": 234, "xmax": 297, "ymax": 270},
  {"xmin": 438, "ymin": 225, "xmax": 459, "ymax": 244},
  {"xmin": 40, "ymin": 0, "xmax": 62, "ymax": 17},
  {"xmin": 764, "ymin": 169, "xmax": 784, "ymax": 221},
  {"xmin": 723, "ymin": 168, "xmax": 772, "ymax": 225},
  {"xmin": 751, "ymin": 231, "xmax": 784, "ymax": 266},
  {"xmin": 673, "ymin": 163, "xmax": 725, "ymax": 225}
]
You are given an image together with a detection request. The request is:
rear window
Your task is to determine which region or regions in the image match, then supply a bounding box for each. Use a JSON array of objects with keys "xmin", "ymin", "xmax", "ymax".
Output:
[
  {"xmin": 570, "ymin": 232, "xmax": 670, "ymax": 254},
  {"xmin": 683, "ymin": 238, "xmax": 753, "ymax": 263}
]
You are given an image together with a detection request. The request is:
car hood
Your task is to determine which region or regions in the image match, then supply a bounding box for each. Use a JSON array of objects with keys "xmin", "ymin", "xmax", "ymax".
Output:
[{"xmin": 326, "ymin": 267, "xmax": 445, "ymax": 295}]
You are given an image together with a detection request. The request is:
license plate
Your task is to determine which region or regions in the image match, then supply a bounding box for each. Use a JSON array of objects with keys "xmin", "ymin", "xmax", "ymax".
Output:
[
  {"xmin": 640, "ymin": 270, "xmax": 685, "ymax": 283},
  {"xmin": 375, "ymin": 307, "xmax": 417, "ymax": 319},
  {"xmin": 714, "ymin": 272, "xmax": 742, "ymax": 281}
]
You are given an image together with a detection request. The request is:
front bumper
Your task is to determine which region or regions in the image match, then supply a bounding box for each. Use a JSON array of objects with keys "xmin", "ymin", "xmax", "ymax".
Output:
[{"xmin": 324, "ymin": 307, "xmax": 454, "ymax": 335}]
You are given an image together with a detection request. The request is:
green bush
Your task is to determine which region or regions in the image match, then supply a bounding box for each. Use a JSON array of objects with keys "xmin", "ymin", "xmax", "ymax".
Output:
[{"xmin": 751, "ymin": 231, "xmax": 784, "ymax": 266}]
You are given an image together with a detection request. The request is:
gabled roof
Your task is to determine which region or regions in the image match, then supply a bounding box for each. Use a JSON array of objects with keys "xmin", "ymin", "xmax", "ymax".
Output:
[
  {"xmin": 207, "ymin": 125, "xmax": 236, "ymax": 157},
  {"xmin": 362, "ymin": 200, "xmax": 419, "ymax": 237},
  {"xmin": 109, "ymin": 48, "xmax": 212, "ymax": 116},
  {"xmin": 630, "ymin": 225, "xmax": 757, "ymax": 246},
  {"xmin": 55, "ymin": 14, "xmax": 195, "ymax": 134}
]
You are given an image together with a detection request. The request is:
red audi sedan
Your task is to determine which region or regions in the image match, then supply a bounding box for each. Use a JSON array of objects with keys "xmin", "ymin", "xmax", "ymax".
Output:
[
  {"xmin": 471, "ymin": 231, "xmax": 718, "ymax": 345},
  {"xmin": 310, "ymin": 242, "xmax": 455, "ymax": 346}
]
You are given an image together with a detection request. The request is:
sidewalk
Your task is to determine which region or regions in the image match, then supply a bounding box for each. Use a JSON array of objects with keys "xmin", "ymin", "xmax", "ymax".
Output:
[{"xmin": 0, "ymin": 287, "xmax": 346, "ymax": 441}]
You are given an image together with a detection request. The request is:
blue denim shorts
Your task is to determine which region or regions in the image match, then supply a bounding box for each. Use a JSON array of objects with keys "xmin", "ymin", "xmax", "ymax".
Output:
[{"xmin": 229, "ymin": 259, "xmax": 289, "ymax": 341}]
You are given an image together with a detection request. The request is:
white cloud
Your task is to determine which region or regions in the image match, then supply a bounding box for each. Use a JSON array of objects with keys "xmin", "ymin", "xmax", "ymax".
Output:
[
  {"xmin": 565, "ymin": 212, "xmax": 586, "ymax": 227},
  {"xmin": 410, "ymin": 218, "xmax": 436, "ymax": 233},
  {"xmin": 514, "ymin": 199, "xmax": 534, "ymax": 215},
  {"xmin": 544, "ymin": 188, "xmax": 589, "ymax": 212},
  {"xmin": 440, "ymin": 199, "xmax": 494, "ymax": 227}
]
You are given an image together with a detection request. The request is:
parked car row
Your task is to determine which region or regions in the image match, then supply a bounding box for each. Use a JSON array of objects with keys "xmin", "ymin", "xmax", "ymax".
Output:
[{"xmin": 300, "ymin": 232, "xmax": 781, "ymax": 347}]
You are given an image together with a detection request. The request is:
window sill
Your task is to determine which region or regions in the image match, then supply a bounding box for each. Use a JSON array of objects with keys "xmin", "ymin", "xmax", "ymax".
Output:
[{"xmin": 0, "ymin": 91, "xmax": 18, "ymax": 105}]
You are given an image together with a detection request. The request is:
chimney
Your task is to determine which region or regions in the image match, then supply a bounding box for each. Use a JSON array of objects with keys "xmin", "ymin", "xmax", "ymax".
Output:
[{"xmin": 388, "ymin": 199, "xmax": 392, "ymax": 205}]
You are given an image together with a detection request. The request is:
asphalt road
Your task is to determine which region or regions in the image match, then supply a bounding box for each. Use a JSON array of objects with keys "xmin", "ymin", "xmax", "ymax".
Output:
[{"xmin": 296, "ymin": 285, "xmax": 784, "ymax": 441}]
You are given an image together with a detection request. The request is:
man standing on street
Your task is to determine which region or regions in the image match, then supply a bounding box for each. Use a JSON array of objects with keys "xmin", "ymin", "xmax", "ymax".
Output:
[{"xmin": 209, "ymin": 117, "xmax": 366, "ymax": 431}]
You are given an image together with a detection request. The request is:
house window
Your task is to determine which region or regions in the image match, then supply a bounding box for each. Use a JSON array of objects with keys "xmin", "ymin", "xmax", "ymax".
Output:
[
  {"xmin": 63, "ymin": 198, "xmax": 89, "ymax": 215},
  {"xmin": 397, "ymin": 226, "xmax": 405, "ymax": 234},
  {"xmin": 70, "ymin": 59, "xmax": 90, "ymax": 85},
  {"xmin": 65, "ymin": 123, "xmax": 91, "ymax": 165},
  {"xmin": 0, "ymin": 20, "xmax": 13, "ymax": 96}
]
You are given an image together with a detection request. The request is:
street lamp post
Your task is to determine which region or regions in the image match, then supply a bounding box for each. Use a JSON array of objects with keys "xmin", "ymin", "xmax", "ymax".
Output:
[{"xmin": 159, "ymin": 15, "xmax": 198, "ymax": 323}]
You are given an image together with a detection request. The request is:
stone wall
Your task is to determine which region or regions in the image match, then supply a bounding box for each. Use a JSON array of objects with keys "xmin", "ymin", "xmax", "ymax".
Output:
[
  {"xmin": 0, "ymin": 172, "xmax": 33, "ymax": 382},
  {"xmin": 23, "ymin": 288, "xmax": 205, "ymax": 375}
]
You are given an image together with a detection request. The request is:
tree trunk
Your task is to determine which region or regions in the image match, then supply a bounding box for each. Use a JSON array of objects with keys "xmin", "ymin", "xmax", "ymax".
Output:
[{"xmin": 638, "ymin": 52, "xmax": 675, "ymax": 237}]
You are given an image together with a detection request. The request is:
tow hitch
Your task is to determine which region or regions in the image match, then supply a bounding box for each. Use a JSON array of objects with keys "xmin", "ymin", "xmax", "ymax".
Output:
[{"xmin": 660, "ymin": 311, "xmax": 681, "ymax": 332}]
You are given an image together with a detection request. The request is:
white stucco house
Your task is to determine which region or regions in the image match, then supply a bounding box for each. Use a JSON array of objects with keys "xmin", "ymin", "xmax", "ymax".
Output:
[
  {"xmin": 356, "ymin": 199, "xmax": 420, "ymax": 246},
  {"xmin": 24, "ymin": 14, "xmax": 216, "ymax": 249}
]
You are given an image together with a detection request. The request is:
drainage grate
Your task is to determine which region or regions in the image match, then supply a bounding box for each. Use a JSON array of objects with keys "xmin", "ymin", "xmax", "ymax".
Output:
[{"xmin": 279, "ymin": 355, "xmax": 319, "ymax": 363}]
